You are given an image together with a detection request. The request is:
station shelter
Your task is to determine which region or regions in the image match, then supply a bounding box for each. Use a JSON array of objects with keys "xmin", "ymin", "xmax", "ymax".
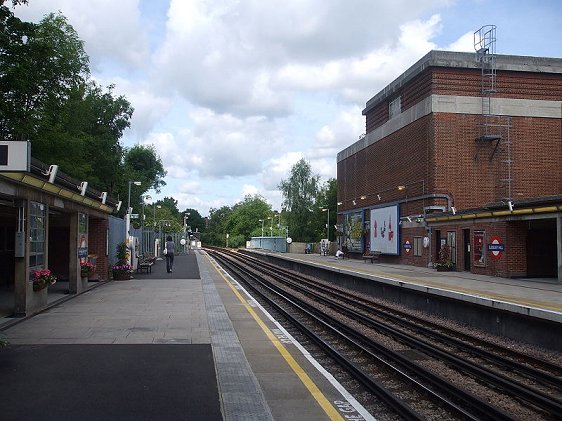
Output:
[{"xmin": 0, "ymin": 143, "xmax": 119, "ymax": 317}]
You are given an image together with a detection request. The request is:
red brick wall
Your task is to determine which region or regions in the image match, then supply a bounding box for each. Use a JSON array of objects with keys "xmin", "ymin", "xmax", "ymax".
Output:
[
  {"xmin": 365, "ymin": 67, "xmax": 562, "ymax": 133},
  {"xmin": 433, "ymin": 113, "xmax": 562, "ymax": 208},
  {"xmin": 338, "ymin": 115, "xmax": 435, "ymax": 215},
  {"xmin": 426, "ymin": 222, "xmax": 526, "ymax": 277},
  {"xmin": 88, "ymin": 218, "xmax": 108, "ymax": 280}
]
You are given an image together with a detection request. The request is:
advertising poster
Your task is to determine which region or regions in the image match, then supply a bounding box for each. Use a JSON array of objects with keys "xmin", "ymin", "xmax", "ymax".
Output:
[
  {"xmin": 370, "ymin": 205, "xmax": 399, "ymax": 255},
  {"xmin": 342, "ymin": 211, "xmax": 364, "ymax": 253}
]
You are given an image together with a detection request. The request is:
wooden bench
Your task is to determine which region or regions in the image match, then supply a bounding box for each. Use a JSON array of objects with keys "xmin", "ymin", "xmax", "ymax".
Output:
[
  {"xmin": 362, "ymin": 250, "xmax": 381, "ymax": 263},
  {"xmin": 137, "ymin": 255, "xmax": 155, "ymax": 273}
]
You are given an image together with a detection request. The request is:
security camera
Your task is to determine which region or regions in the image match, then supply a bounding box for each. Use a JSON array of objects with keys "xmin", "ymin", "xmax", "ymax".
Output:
[
  {"xmin": 507, "ymin": 201, "xmax": 513, "ymax": 211},
  {"xmin": 451, "ymin": 206, "xmax": 456, "ymax": 215},
  {"xmin": 100, "ymin": 192, "xmax": 107, "ymax": 204},
  {"xmin": 116, "ymin": 201, "xmax": 122, "ymax": 212}
]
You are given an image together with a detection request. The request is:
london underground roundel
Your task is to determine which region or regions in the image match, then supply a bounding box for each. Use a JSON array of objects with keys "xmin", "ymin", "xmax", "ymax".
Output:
[
  {"xmin": 404, "ymin": 239, "xmax": 412, "ymax": 254},
  {"xmin": 488, "ymin": 235, "xmax": 505, "ymax": 260}
]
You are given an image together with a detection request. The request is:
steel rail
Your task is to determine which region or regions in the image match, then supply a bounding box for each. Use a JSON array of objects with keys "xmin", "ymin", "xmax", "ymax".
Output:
[
  {"xmin": 234, "ymin": 249, "xmax": 562, "ymax": 387},
  {"xmin": 209, "ymin": 250, "xmax": 513, "ymax": 421}
]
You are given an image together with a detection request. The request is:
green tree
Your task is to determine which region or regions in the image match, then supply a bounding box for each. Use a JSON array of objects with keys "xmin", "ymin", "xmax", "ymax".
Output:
[
  {"xmin": 182, "ymin": 208, "xmax": 205, "ymax": 234},
  {"xmin": 33, "ymin": 81, "xmax": 133, "ymax": 191},
  {"xmin": 279, "ymin": 158, "xmax": 320, "ymax": 242},
  {"xmin": 123, "ymin": 145, "xmax": 167, "ymax": 214},
  {"xmin": 0, "ymin": 11, "xmax": 89, "ymax": 140},
  {"xmin": 229, "ymin": 195, "xmax": 271, "ymax": 241},
  {"xmin": 204, "ymin": 206, "xmax": 232, "ymax": 246},
  {"xmin": 316, "ymin": 178, "xmax": 337, "ymax": 241}
]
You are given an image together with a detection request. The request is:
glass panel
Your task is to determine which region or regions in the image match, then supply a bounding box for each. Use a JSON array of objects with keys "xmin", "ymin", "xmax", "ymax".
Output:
[
  {"xmin": 29, "ymin": 201, "xmax": 46, "ymax": 273},
  {"xmin": 79, "ymin": 213, "xmax": 88, "ymax": 234},
  {"xmin": 447, "ymin": 231, "xmax": 457, "ymax": 264},
  {"xmin": 473, "ymin": 231, "xmax": 485, "ymax": 266},
  {"xmin": 413, "ymin": 237, "xmax": 422, "ymax": 256}
]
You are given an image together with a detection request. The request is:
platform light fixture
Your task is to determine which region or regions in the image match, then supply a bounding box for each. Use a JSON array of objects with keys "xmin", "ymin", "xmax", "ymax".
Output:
[
  {"xmin": 78, "ymin": 181, "xmax": 88, "ymax": 196},
  {"xmin": 42, "ymin": 164, "xmax": 58, "ymax": 184}
]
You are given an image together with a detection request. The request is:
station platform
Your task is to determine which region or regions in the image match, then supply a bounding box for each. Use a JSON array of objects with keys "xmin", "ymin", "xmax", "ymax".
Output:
[
  {"xmin": 0, "ymin": 252, "xmax": 372, "ymax": 421},
  {"xmin": 249, "ymin": 250, "xmax": 562, "ymax": 323}
]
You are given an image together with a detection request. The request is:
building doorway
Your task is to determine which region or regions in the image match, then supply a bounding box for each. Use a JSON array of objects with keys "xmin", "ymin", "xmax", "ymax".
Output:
[
  {"xmin": 0, "ymin": 203, "xmax": 16, "ymax": 317},
  {"xmin": 463, "ymin": 229, "xmax": 471, "ymax": 271},
  {"xmin": 527, "ymin": 218, "xmax": 557, "ymax": 278}
]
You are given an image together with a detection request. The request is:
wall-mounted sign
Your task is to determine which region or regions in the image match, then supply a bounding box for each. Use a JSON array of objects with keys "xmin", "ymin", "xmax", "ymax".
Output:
[
  {"xmin": 0, "ymin": 141, "xmax": 31, "ymax": 171},
  {"xmin": 403, "ymin": 239, "xmax": 412, "ymax": 254},
  {"xmin": 488, "ymin": 235, "xmax": 505, "ymax": 260}
]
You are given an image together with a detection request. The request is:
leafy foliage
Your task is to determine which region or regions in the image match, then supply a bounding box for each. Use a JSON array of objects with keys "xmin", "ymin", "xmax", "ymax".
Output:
[
  {"xmin": 0, "ymin": 6, "xmax": 166, "ymax": 214},
  {"xmin": 279, "ymin": 158, "xmax": 320, "ymax": 242},
  {"xmin": 0, "ymin": 11, "xmax": 89, "ymax": 140}
]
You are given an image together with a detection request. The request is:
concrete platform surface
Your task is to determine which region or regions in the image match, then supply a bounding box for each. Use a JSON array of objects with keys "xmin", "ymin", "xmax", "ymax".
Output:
[
  {"xmin": 257, "ymin": 251, "xmax": 562, "ymax": 321},
  {"xmin": 1, "ymin": 252, "xmax": 373, "ymax": 421}
]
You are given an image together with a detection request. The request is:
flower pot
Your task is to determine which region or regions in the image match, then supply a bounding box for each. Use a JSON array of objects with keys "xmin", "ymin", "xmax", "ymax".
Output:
[
  {"xmin": 28, "ymin": 283, "xmax": 48, "ymax": 312},
  {"xmin": 113, "ymin": 272, "xmax": 130, "ymax": 281},
  {"xmin": 436, "ymin": 266, "xmax": 452, "ymax": 272},
  {"xmin": 33, "ymin": 281, "xmax": 48, "ymax": 292}
]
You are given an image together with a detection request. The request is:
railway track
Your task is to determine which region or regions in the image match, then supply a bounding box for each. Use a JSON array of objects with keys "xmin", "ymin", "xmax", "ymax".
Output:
[{"xmin": 207, "ymin": 248, "xmax": 562, "ymax": 420}]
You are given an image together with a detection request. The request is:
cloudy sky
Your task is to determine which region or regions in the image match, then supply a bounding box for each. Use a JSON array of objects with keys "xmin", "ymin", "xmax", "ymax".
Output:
[{"xmin": 13, "ymin": 0, "xmax": 562, "ymax": 216}]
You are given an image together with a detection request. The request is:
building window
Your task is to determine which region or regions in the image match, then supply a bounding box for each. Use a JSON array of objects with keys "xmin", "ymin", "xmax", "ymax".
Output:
[
  {"xmin": 389, "ymin": 96, "xmax": 401, "ymax": 119},
  {"xmin": 413, "ymin": 236, "xmax": 423, "ymax": 256},
  {"xmin": 447, "ymin": 231, "xmax": 457, "ymax": 264},
  {"xmin": 29, "ymin": 202, "xmax": 46, "ymax": 270},
  {"xmin": 473, "ymin": 230, "xmax": 485, "ymax": 267}
]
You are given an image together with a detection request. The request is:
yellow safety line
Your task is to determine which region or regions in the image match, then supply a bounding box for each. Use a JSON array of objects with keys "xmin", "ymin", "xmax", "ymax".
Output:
[{"xmin": 208, "ymin": 257, "xmax": 345, "ymax": 421}]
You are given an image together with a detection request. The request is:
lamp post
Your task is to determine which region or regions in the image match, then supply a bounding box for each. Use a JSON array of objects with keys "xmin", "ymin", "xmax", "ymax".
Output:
[
  {"xmin": 259, "ymin": 219, "xmax": 265, "ymax": 237},
  {"xmin": 141, "ymin": 195, "xmax": 152, "ymax": 254},
  {"xmin": 321, "ymin": 208, "xmax": 330, "ymax": 240},
  {"xmin": 153, "ymin": 204, "xmax": 161, "ymax": 227},
  {"xmin": 127, "ymin": 180, "xmax": 141, "ymax": 214},
  {"xmin": 268, "ymin": 216, "xmax": 273, "ymax": 236},
  {"xmin": 125, "ymin": 180, "xmax": 141, "ymax": 243},
  {"xmin": 157, "ymin": 219, "xmax": 172, "ymax": 259}
]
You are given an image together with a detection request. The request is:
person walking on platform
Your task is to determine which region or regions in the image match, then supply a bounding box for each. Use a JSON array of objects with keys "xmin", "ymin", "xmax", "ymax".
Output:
[{"xmin": 165, "ymin": 235, "xmax": 175, "ymax": 273}]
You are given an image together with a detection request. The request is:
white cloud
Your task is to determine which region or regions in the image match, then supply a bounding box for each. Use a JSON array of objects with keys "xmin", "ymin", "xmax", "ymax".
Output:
[
  {"xmin": 13, "ymin": 0, "xmax": 561, "ymax": 217},
  {"xmin": 446, "ymin": 31, "xmax": 476, "ymax": 52},
  {"xmin": 15, "ymin": 0, "xmax": 149, "ymax": 72}
]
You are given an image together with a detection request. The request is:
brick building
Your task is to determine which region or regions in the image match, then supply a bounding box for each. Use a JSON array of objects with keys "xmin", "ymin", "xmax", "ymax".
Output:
[{"xmin": 336, "ymin": 49, "xmax": 562, "ymax": 281}]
